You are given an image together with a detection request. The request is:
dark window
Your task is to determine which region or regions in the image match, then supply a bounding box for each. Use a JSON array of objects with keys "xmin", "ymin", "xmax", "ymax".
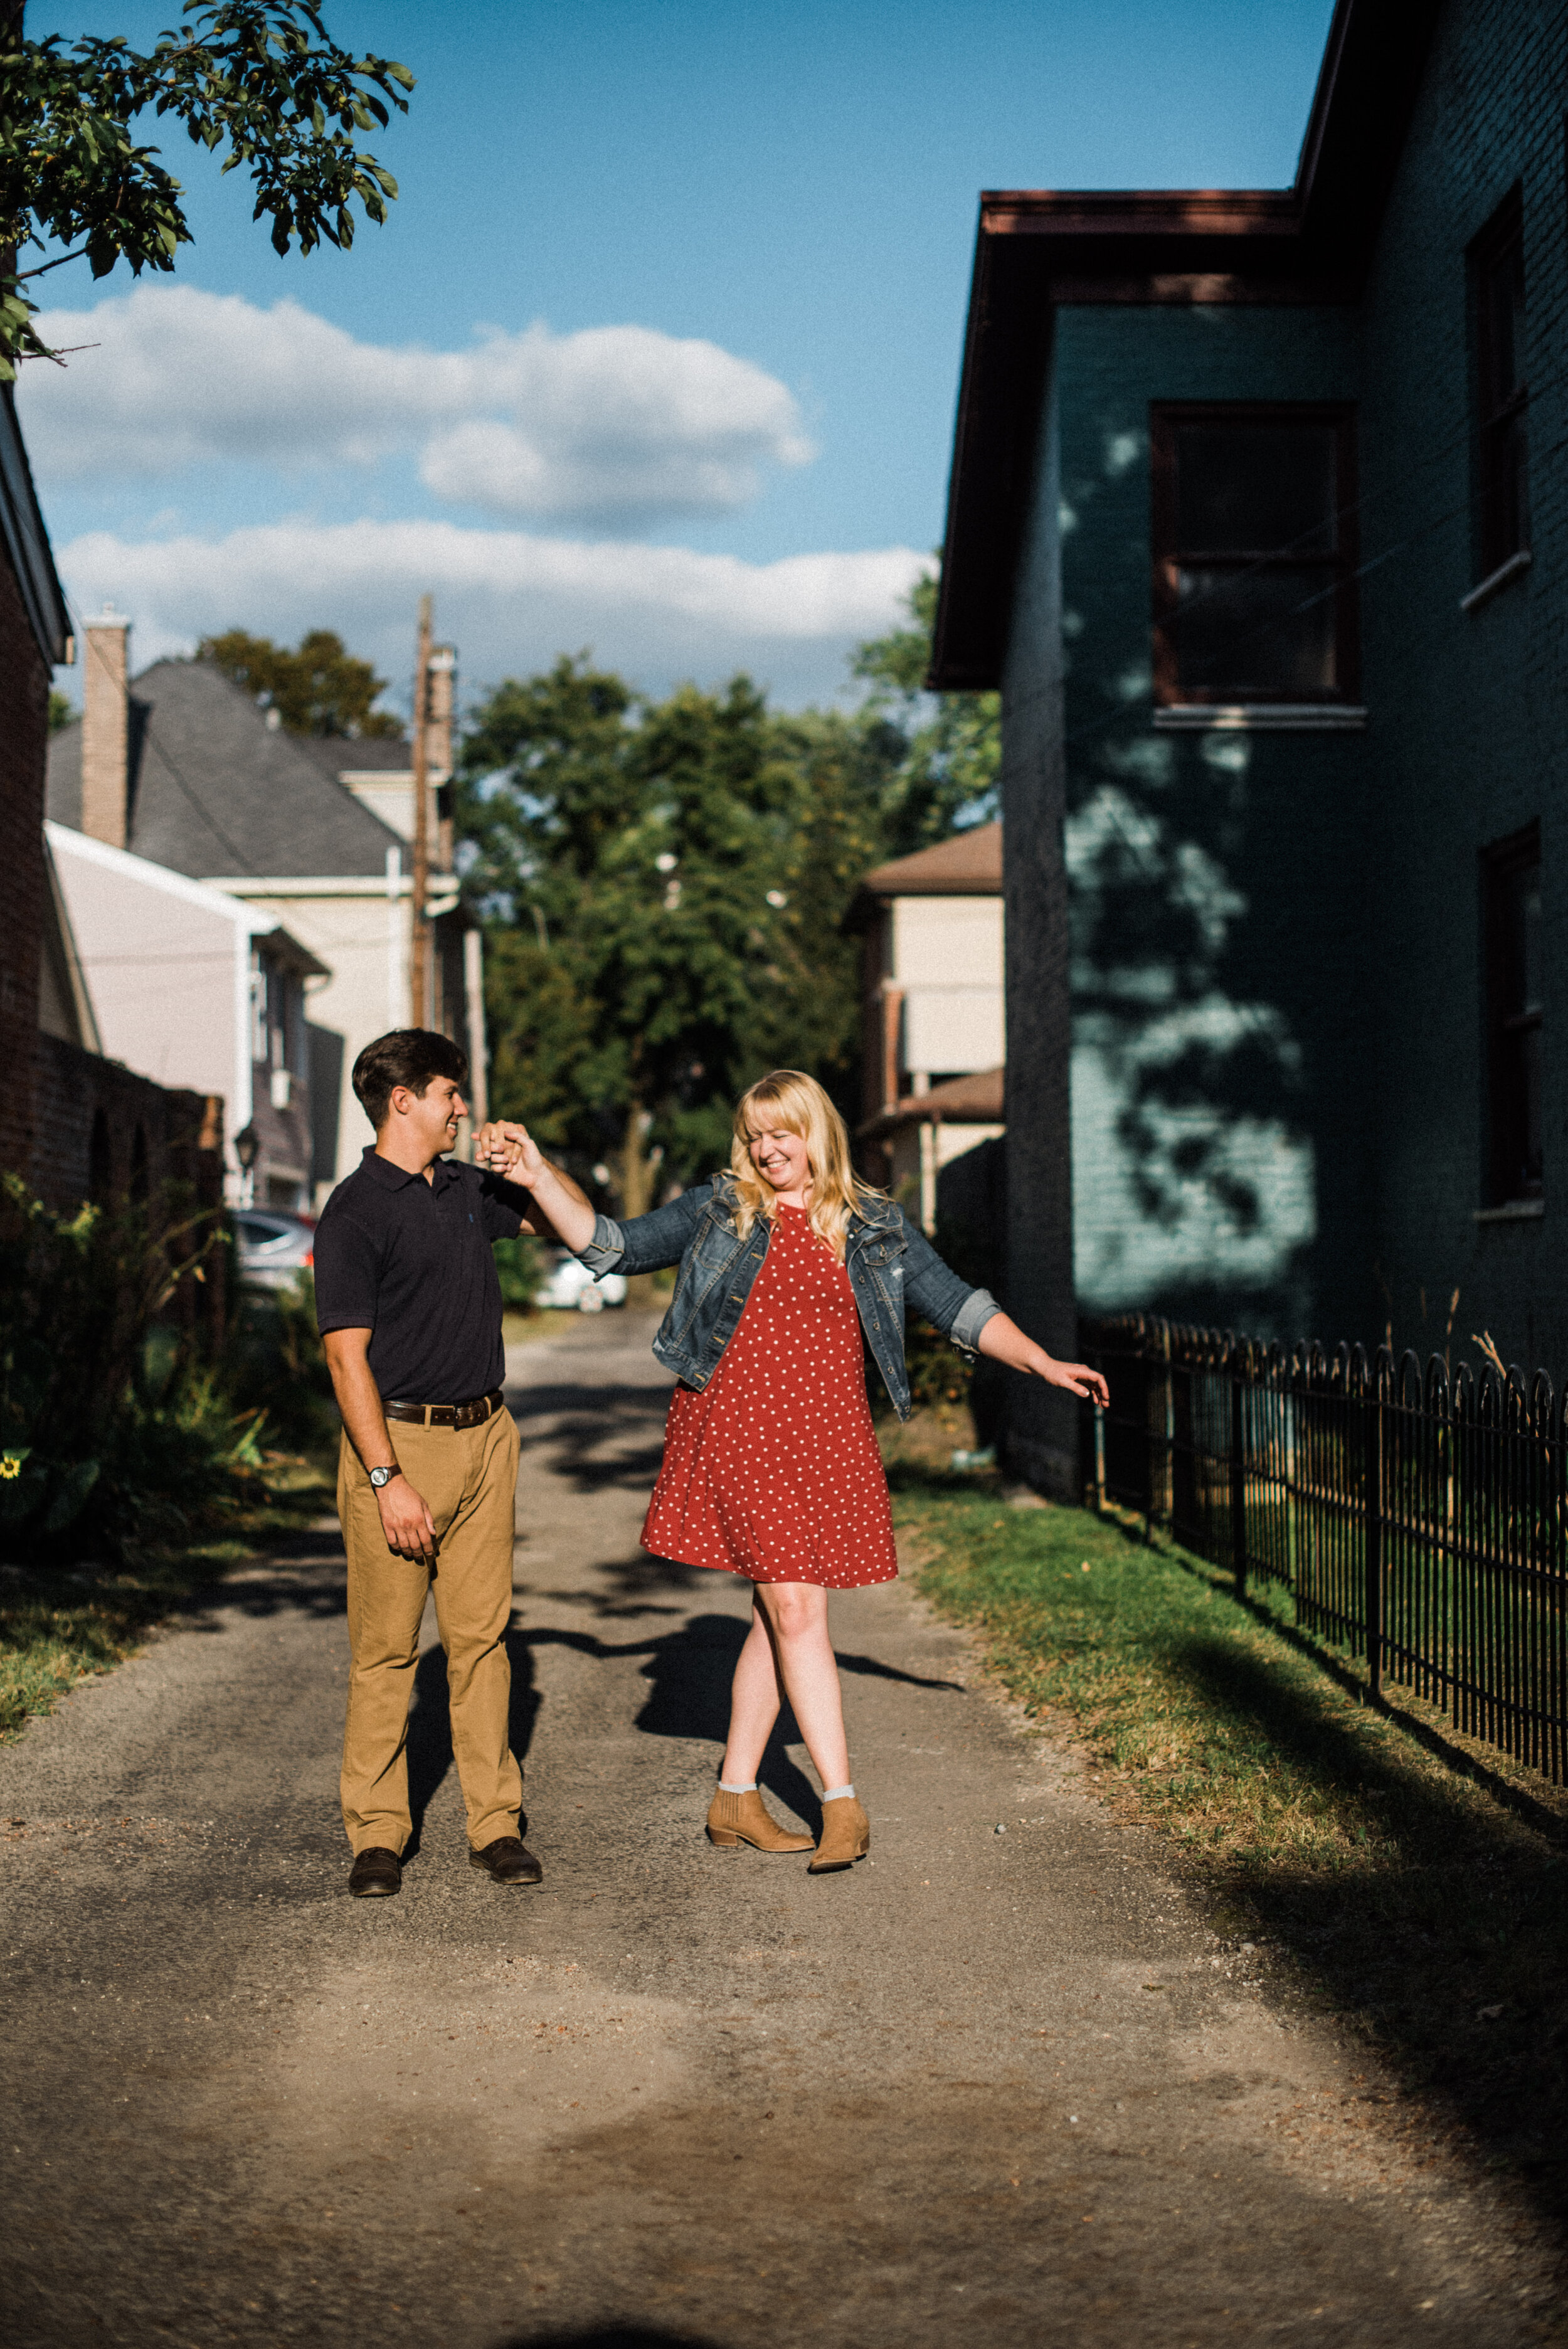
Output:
[
  {"xmin": 1151, "ymin": 405, "xmax": 1358, "ymax": 705},
  {"xmin": 1482, "ymin": 824, "xmax": 1542, "ymax": 1204},
  {"xmin": 1473, "ymin": 191, "xmax": 1528, "ymax": 578}
]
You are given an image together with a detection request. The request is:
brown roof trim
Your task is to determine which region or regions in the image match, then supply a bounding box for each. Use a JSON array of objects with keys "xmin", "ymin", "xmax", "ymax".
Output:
[
  {"xmin": 928, "ymin": 0, "xmax": 1441, "ymax": 690},
  {"xmin": 859, "ymin": 820, "xmax": 1003, "ymax": 899},
  {"xmin": 859, "ymin": 1066, "xmax": 1005, "ymax": 1135}
]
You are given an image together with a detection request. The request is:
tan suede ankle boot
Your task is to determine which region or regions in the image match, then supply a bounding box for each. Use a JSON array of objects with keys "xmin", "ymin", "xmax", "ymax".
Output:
[
  {"xmin": 808, "ymin": 1794, "xmax": 870, "ymax": 1874},
  {"xmin": 706, "ymin": 1786, "xmax": 814, "ymax": 1852}
]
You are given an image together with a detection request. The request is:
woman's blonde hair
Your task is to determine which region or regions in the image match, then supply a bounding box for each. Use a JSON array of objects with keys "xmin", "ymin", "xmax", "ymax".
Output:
[{"xmin": 728, "ymin": 1069, "xmax": 884, "ymax": 1258}]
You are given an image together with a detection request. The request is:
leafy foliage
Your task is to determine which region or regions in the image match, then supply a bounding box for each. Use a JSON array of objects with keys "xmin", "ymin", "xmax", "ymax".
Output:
[
  {"xmin": 851, "ymin": 568, "xmax": 1000, "ymax": 845},
  {"xmin": 199, "ymin": 625, "xmax": 403, "ymax": 738},
  {"xmin": 0, "ymin": 2, "xmax": 412, "ymax": 377},
  {"xmin": 458, "ymin": 658, "xmax": 905, "ymax": 1191},
  {"xmin": 222, "ymin": 1270, "xmax": 337, "ymax": 1449},
  {"xmin": 457, "ymin": 568, "xmax": 995, "ymax": 1196},
  {"xmin": 0, "ymin": 1172, "xmax": 262, "ymax": 1561}
]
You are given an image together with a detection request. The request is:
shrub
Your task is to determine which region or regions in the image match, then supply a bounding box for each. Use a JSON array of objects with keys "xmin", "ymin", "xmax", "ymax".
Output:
[
  {"xmin": 492, "ymin": 1232, "xmax": 546, "ymax": 1312},
  {"xmin": 0, "ymin": 1172, "xmax": 262, "ymax": 1562},
  {"xmin": 223, "ymin": 1270, "xmax": 339, "ymax": 1453}
]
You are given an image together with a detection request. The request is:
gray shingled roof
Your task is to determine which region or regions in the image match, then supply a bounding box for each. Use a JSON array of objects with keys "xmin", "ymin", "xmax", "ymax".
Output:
[{"xmin": 46, "ymin": 658, "xmax": 405, "ymax": 880}]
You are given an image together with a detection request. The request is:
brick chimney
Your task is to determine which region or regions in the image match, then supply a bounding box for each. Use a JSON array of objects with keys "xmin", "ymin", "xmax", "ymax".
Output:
[
  {"xmin": 428, "ymin": 644, "xmax": 457, "ymax": 871},
  {"xmin": 81, "ymin": 605, "xmax": 130, "ymax": 850}
]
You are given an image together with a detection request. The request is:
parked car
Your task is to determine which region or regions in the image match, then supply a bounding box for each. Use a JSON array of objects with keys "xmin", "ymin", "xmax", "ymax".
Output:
[
  {"xmin": 233, "ymin": 1209, "xmax": 316, "ymax": 1292},
  {"xmin": 534, "ymin": 1246, "xmax": 627, "ymax": 1313}
]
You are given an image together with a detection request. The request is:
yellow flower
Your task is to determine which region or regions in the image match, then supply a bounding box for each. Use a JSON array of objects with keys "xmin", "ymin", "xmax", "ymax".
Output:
[{"xmin": 0, "ymin": 1456, "xmax": 20, "ymax": 1481}]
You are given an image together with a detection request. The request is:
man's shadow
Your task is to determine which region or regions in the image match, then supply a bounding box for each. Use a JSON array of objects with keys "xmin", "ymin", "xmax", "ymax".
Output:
[
  {"xmin": 405, "ymin": 1586, "xmax": 961, "ymax": 1853},
  {"xmin": 404, "ymin": 1628, "xmax": 543, "ymax": 1859}
]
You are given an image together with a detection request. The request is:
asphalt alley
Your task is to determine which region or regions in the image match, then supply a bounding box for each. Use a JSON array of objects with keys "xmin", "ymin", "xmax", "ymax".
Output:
[{"xmin": 1, "ymin": 1312, "xmax": 1557, "ymax": 2347}]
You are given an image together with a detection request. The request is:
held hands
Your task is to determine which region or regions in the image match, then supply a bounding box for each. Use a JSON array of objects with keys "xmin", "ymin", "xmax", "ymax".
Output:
[
  {"xmin": 474, "ymin": 1118, "xmax": 545, "ymax": 1186},
  {"xmin": 376, "ymin": 1473, "xmax": 438, "ymax": 1565}
]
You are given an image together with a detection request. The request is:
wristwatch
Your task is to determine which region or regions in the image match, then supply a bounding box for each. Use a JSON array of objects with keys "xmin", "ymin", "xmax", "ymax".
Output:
[{"xmin": 369, "ymin": 1465, "xmax": 400, "ymax": 1490}]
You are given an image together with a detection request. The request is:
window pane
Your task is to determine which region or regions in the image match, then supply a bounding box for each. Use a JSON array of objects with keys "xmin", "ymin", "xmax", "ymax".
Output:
[
  {"xmin": 1175, "ymin": 426, "xmax": 1338, "ymax": 556},
  {"xmin": 1482, "ymin": 236, "xmax": 1525, "ymax": 408},
  {"xmin": 1520, "ymin": 1021, "xmax": 1543, "ymax": 1188},
  {"xmin": 1505, "ymin": 863, "xmax": 1542, "ymax": 1017},
  {"xmin": 1173, "ymin": 566, "xmax": 1338, "ymax": 696}
]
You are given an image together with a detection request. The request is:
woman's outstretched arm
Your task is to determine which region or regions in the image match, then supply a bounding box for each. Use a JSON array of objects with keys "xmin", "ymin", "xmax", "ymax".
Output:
[
  {"xmin": 975, "ymin": 1312, "xmax": 1110, "ymax": 1408},
  {"xmin": 475, "ymin": 1120, "xmax": 596, "ymax": 1253}
]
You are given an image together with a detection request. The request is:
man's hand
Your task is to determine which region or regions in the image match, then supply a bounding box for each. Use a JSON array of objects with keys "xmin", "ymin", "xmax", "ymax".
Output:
[
  {"xmin": 376, "ymin": 1473, "xmax": 438, "ymax": 1565},
  {"xmin": 322, "ymin": 1327, "xmax": 442, "ymax": 1565},
  {"xmin": 475, "ymin": 1119, "xmax": 544, "ymax": 1184},
  {"xmin": 473, "ymin": 1122, "xmax": 598, "ymax": 1255}
]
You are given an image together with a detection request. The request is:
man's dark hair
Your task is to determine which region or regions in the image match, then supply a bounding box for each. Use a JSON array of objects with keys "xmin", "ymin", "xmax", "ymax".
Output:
[{"xmin": 352, "ymin": 1029, "xmax": 470, "ymax": 1130}]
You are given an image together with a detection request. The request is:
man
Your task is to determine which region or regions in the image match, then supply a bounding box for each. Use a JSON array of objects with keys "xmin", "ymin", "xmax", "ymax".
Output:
[{"xmin": 314, "ymin": 1027, "xmax": 586, "ymax": 1899}]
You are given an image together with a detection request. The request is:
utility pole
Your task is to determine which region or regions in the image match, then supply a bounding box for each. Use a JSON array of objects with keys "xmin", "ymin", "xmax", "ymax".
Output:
[{"xmin": 408, "ymin": 594, "xmax": 432, "ymax": 1027}]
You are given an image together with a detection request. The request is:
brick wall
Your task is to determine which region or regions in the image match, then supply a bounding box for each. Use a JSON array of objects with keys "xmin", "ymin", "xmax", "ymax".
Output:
[
  {"xmin": 29, "ymin": 1033, "xmax": 228, "ymax": 1344},
  {"xmin": 0, "ymin": 546, "xmax": 49, "ymax": 1179},
  {"xmin": 995, "ymin": 0, "xmax": 1568, "ymax": 1377},
  {"xmin": 1355, "ymin": 0, "xmax": 1568, "ymax": 1376}
]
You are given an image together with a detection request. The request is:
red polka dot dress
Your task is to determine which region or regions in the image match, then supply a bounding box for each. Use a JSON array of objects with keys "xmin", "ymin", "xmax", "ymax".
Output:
[{"xmin": 641, "ymin": 1204, "xmax": 898, "ymax": 1588}]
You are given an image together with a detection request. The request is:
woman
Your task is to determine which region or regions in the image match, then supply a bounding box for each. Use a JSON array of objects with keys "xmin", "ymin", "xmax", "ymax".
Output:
[{"xmin": 481, "ymin": 1071, "xmax": 1108, "ymax": 1874}]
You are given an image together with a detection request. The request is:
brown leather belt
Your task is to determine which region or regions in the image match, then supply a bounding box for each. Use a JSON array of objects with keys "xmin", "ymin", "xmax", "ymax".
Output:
[{"xmin": 384, "ymin": 1388, "xmax": 506, "ymax": 1431}]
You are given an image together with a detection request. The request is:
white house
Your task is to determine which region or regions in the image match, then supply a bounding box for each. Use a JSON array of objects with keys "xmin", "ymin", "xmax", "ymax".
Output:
[
  {"xmin": 45, "ymin": 821, "xmax": 326, "ymax": 1207},
  {"xmin": 48, "ymin": 616, "xmax": 483, "ymax": 1203},
  {"xmin": 852, "ymin": 822, "xmax": 1005, "ymax": 1231}
]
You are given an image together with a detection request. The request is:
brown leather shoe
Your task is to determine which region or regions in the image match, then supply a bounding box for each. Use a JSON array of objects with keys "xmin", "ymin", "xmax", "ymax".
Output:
[
  {"xmin": 349, "ymin": 1845, "xmax": 402, "ymax": 1898},
  {"xmin": 808, "ymin": 1795, "xmax": 870, "ymax": 1874},
  {"xmin": 469, "ymin": 1835, "xmax": 544, "ymax": 1887},
  {"xmin": 706, "ymin": 1786, "xmax": 813, "ymax": 1852}
]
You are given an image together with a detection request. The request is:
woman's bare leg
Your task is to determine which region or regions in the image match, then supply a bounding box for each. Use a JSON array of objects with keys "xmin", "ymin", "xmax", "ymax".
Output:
[
  {"xmin": 748, "ymin": 1581, "xmax": 850, "ymax": 1794},
  {"xmin": 719, "ymin": 1600, "xmax": 783, "ymax": 1784}
]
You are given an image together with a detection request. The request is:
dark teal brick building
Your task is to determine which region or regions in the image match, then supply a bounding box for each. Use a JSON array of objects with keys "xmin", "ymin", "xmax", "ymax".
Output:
[{"xmin": 933, "ymin": 0, "xmax": 1568, "ymax": 1491}]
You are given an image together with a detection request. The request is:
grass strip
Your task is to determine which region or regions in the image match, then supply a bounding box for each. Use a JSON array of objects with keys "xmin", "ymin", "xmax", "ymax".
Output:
[
  {"xmin": 0, "ymin": 1457, "xmax": 332, "ymax": 1744},
  {"xmin": 889, "ymin": 1461, "xmax": 1568, "ymax": 2217}
]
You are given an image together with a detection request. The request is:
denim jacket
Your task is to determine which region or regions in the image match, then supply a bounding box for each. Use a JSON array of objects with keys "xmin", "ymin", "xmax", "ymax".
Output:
[{"xmin": 578, "ymin": 1173, "xmax": 1000, "ymax": 1421}]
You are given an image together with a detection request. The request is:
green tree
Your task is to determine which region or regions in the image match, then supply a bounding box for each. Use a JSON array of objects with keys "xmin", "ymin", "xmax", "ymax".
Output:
[
  {"xmin": 852, "ymin": 566, "xmax": 1000, "ymax": 848},
  {"xmin": 199, "ymin": 626, "xmax": 403, "ymax": 737},
  {"xmin": 458, "ymin": 572, "xmax": 988, "ymax": 1204},
  {"xmin": 460, "ymin": 659, "xmax": 807, "ymax": 1202},
  {"xmin": 0, "ymin": 1, "xmax": 411, "ymax": 377},
  {"xmin": 48, "ymin": 687, "xmax": 73, "ymax": 732}
]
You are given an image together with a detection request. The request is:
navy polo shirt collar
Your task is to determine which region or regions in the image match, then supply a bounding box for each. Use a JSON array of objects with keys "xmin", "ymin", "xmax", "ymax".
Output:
[{"xmin": 360, "ymin": 1144, "xmax": 460, "ymax": 1192}]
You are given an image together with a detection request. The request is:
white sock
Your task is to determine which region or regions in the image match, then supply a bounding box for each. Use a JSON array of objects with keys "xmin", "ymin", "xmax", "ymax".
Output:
[
  {"xmin": 719, "ymin": 1778, "xmax": 756, "ymax": 1793},
  {"xmin": 820, "ymin": 1783, "xmax": 855, "ymax": 1803}
]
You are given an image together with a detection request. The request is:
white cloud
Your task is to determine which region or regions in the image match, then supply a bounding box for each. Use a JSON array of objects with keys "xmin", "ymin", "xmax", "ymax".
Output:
[
  {"xmin": 55, "ymin": 517, "xmax": 926, "ymax": 709},
  {"xmin": 18, "ymin": 286, "xmax": 815, "ymax": 526}
]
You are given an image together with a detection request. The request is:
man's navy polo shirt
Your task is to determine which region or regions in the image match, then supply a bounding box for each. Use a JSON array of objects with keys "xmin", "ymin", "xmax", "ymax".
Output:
[{"xmin": 314, "ymin": 1147, "xmax": 526, "ymax": 1404}]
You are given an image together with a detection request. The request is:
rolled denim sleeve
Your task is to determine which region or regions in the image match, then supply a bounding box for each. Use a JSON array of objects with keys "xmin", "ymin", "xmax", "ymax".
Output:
[
  {"xmin": 575, "ymin": 1182, "xmax": 713, "ymax": 1278},
  {"xmin": 898, "ymin": 1209, "xmax": 1003, "ymax": 1357},
  {"xmin": 578, "ymin": 1211, "xmax": 628, "ymax": 1276},
  {"xmin": 950, "ymin": 1284, "xmax": 1002, "ymax": 1355}
]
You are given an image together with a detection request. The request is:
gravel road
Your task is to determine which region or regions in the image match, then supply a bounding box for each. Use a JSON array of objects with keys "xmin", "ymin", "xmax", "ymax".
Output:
[{"xmin": 1, "ymin": 1311, "xmax": 1557, "ymax": 2347}]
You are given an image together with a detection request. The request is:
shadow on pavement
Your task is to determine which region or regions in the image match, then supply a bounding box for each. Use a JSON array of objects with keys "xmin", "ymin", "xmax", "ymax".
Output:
[
  {"xmin": 487, "ymin": 1609, "xmax": 965, "ymax": 1835},
  {"xmin": 512, "ymin": 1376, "xmax": 670, "ymax": 1499},
  {"xmin": 493, "ymin": 2330, "xmax": 726, "ymax": 2348},
  {"xmin": 1164, "ymin": 1628, "xmax": 1568, "ymax": 2227}
]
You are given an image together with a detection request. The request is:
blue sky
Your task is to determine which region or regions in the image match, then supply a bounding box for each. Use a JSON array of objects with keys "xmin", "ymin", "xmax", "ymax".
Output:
[{"xmin": 24, "ymin": 0, "xmax": 1335, "ymax": 711}]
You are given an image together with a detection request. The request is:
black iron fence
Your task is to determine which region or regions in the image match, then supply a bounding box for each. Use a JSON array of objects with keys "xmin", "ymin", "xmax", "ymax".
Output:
[{"xmin": 1079, "ymin": 1314, "xmax": 1568, "ymax": 1784}]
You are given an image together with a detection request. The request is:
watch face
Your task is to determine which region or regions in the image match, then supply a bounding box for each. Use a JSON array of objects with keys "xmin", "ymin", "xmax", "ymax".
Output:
[{"xmin": 370, "ymin": 1466, "xmax": 393, "ymax": 1488}]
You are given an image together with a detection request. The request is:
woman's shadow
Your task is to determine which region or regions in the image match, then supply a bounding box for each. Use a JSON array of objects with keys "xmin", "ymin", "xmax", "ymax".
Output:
[
  {"xmin": 403, "ymin": 1611, "xmax": 816, "ymax": 1845},
  {"xmin": 401, "ymin": 1554, "xmax": 963, "ymax": 1855}
]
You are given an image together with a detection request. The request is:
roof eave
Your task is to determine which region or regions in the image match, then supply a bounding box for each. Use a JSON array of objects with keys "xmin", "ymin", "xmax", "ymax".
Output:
[{"xmin": 928, "ymin": 0, "xmax": 1443, "ymax": 692}]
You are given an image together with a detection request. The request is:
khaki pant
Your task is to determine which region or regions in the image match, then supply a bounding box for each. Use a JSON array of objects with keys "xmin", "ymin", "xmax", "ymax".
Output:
[{"xmin": 338, "ymin": 1403, "xmax": 522, "ymax": 1857}]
